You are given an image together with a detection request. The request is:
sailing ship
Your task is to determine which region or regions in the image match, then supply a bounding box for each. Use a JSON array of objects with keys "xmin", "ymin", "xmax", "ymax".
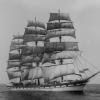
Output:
[{"xmin": 6, "ymin": 11, "xmax": 100, "ymax": 92}]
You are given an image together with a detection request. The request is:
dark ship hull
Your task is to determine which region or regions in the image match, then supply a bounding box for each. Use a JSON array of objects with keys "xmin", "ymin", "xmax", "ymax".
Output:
[
  {"xmin": 10, "ymin": 85, "xmax": 85, "ymax": 92},
  {"xmin": 7, "ymin": 79, "xmax": 88, "ymax": 92}
]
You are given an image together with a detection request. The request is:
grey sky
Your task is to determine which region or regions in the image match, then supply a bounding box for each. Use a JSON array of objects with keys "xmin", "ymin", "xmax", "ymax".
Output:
[{"xmin": 0, "ymin": 0, "xmax": 100, "ymax": 83}]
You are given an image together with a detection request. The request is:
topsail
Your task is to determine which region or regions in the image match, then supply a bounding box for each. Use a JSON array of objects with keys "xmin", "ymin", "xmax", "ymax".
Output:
[
  {"xmin": 27, "ymin": 20, "xmax": 45, "ymax": 29},
  {"xmin": 49, "ymin": 13, "xmax": 71, "ymax": 22},
  {"xmin": 47, "ymin": 22, "xmax": 74, "ymax": 30}
]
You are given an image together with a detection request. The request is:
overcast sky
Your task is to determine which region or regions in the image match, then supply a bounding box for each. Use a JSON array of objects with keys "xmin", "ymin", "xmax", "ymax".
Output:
[{"xmin": 0, "ymin": 0, "xmax": 100, "ymax": 84}]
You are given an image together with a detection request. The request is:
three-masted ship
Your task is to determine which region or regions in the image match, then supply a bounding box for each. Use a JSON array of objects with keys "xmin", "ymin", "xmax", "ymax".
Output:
[{"xmin": 6, "ymin": 11, "xmax": 100, "ymax": 92}]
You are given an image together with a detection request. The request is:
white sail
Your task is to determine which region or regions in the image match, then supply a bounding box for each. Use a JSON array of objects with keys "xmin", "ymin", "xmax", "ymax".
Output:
[
  {"xmin": 49, "ymin": 37, "xmax": 60, "ymax": 42},
  {"xmin": 63, "ymin": 74, "xmax": 82, "ymax": 81},
  {"xmin": 9, "ymin": 78, "xmax": 20, "ymax": 83},
  {"xmin": 7, "ymin": 67, "xmax": 21, "ymax": 79},
  {"xmin": 46, "ymin": 29, "xmax": 75, "ymax": 39},
  {"xmin": 37, "ymin": 41, "xmax": 44, "ymax": 47},
  {"xmin": 28, "ymin": 67, "xmax": 43, "ymax": 79},
  {"xmin": 7, "ymin": 71, "xmax": 21, "ymax": 79},
  {"xmin": 42, "ymin": 64, "xmax": 76, "ymax": 80},
  {"xmin": 50, "ymin": 51, "xmax": 80, "ymax": 60},
  {"xmin": 49, "ymin": 13, "xmax": 71, "ymax": 22},
  {"xmin": 26, "ymin": 42, "xmax": 36, "ymax": 47},
  {"xmin": 9, "ymin": 50, "xmax": 20, "ymax": 60},
  {"xmin": 61, "ymin": 36, "xmax": 76, "ymax": 42},
  {"xmin": 21, "ymin": 55, "xmax": 33, "ymax": 63},
  {"xmin": 49, "ymin": 36, "xmax": 76, "ymax": 43},
  {"xmin": 26, "ymin": 41, "xmax": 45, "ymax": 47},
  {"xmin": 22, "ymin": 63, "xmax": 32, "ymax": 67},
  {"xmin": 7, "ymin": 67, "xmax": 19, "ymax": 72},
  {"xmin": 42, "ymin": 62, "xmax": 55, "ymax": 67},
  {"xmin": 11, "ymin": 39, "xmax": 23, "ymax": 45},
  {"xmin": 32, "ymin": 62, "xmax": 37, "ymax": 67}
]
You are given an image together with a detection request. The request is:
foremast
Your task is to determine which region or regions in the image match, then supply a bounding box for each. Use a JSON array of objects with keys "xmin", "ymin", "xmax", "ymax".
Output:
[{"xmin": 21, "ymin": 17, "xmax": 46, "ymax": 86}]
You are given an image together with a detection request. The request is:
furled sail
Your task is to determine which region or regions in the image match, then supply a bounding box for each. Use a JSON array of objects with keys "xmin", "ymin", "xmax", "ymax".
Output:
[
  {"xmin": 45, "ymin": 42, "xmax": 79, "ymax": 52},
  {"xmin": 46, "ymin": 29, "xmax": 75, "ymax": 39},
  {"xmin": 28, "ymin": 67, "xmax": 43, "ymax": 79},
  {"xmin": 42, "ymin": 64, "xmax": 75, "ymax": 80},
  {"xmin": 49, "ymin": 13, "xmax": 71, "ymax": 22},
  {"xmin": 27, "ymin": 20, "xmax": 45, "ymax": 29},
  {"xmin": 47, "ymin": 22, "xmax": 74, "ymax": 30}
]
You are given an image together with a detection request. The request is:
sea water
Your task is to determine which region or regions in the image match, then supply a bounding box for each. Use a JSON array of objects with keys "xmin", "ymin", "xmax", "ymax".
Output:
[{"xmin": 0, "ymin": 84, "xmax": 100, "ymax": 100}]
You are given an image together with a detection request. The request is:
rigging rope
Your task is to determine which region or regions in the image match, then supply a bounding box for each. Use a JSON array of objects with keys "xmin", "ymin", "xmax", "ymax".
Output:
[
  {"xmin": 73, "ymin": 58, "xmax": 83, "ymax": 79},
  {"xmin": 78, "ymin": 55, "xmax": 99, "ymax": 79},
  {"xmin": 80, "ymin": 55, "xmax": 97, "ymax": 70},
  {"xmin": 75, "ymin": 56, "xmax": 89, "ymax": 78}
]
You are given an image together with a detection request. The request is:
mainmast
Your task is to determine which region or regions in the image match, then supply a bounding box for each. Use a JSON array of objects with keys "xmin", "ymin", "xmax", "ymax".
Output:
[
  {"xmin": 43, "ymin": 10, "xmax": 80, "ymax": 82},
  {"xmin": 58, "ymin": 9, "xmax": 62, "ymax": 43},
  {"xmin": 58, "ymin": 9, "xmax": 63, "ymax": 80}
]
